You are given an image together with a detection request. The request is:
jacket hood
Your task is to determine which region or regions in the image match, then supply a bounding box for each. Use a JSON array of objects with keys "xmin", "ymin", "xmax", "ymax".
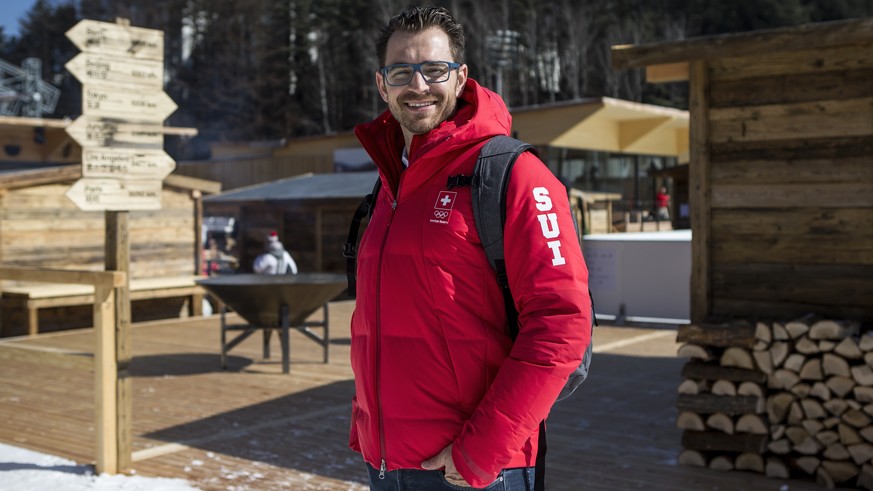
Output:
[{"xmin": 354, "ymin": 79, "xmax": 512, "ymax": 191}]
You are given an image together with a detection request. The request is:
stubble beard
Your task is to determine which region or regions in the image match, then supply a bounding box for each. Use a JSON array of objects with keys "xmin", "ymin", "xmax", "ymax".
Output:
[{"xmin": 392, "ymin": 91, "xmax": 458, "ymax": 136}]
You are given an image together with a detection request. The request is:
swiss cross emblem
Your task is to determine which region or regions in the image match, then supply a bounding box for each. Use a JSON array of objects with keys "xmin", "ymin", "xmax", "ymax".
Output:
[
  {"xmin": 431, "ymin": 191, "xmax": 457, "ymax": 223},
  {"xmin": 435, "ymin": 191, "xmax": 456, "ymax": 210}
]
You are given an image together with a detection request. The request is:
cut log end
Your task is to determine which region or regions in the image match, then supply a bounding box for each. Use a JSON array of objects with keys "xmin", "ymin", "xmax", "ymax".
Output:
[{"xmin": 678, "ymin": 449, "xmax": 706, "ymax": 467}]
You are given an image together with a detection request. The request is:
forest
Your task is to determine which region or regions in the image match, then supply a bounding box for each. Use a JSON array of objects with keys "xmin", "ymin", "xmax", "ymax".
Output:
[{"xmin": 2, "ymin": 0, "xmax": 872, "ymax": 158}]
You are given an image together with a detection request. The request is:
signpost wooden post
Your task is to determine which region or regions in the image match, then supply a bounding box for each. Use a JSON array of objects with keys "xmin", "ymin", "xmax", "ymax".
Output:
[{"xmin": 64, "ymin": 17, "xmax": 190, "ymax": 474}]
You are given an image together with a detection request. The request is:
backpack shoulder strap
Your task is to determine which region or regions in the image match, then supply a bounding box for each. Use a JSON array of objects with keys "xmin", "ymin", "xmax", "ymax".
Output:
[
  {"xmin": 344, "ymin": 177, "xmax": 381, "ymax": 298},
  {"xmin": 472, "ymin": 135, "xmax": 535, "ymax": 340},
  {"xmin": 472, "ymin": 135, "xmax": 536, "ymax": 270}
]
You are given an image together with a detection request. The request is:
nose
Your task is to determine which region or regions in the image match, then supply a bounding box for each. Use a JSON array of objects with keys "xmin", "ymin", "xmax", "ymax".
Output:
[{"xmin": 407, "ymin": 69, "xmax": 429, "ymax": 91}]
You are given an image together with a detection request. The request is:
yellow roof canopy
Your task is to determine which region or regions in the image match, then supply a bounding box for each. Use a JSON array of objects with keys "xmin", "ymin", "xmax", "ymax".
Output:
[{"xmin": 510, "ymin": 97, "xmax": 688, "ymax": 158}]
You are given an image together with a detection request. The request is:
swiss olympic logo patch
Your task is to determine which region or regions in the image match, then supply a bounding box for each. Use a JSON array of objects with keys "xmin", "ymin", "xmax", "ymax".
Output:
[{"xmin": 430, "ymin": 191, "xmax": 456, "ymax": 224}]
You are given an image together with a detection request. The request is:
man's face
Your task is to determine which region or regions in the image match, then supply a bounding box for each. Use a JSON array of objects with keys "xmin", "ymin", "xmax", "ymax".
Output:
[{"xmin": 377, "ymin": 27, "xmax": 468, "ymax": 140}]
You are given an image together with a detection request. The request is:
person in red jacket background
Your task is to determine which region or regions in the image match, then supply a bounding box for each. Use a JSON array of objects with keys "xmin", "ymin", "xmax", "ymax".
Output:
[{"xmin": 350, "ymin": 6, "xmax": 591, "ymax": 490}]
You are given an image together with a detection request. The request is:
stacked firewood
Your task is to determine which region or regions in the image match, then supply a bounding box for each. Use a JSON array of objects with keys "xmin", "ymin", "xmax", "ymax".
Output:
[{"xmin": 676, "ymin": 314, "xmax": 873, "ymax": 489}]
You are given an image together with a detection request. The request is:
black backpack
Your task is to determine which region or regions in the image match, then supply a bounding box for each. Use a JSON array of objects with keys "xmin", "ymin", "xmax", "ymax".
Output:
[{"xmin": 343, "ymin": 135, "xmax": 595, "ymax": 490}]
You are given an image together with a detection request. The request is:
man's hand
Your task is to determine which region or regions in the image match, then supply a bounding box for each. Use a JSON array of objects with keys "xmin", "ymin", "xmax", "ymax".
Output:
[{"xmin": 421, "ymin": 444, "xmax": 470, "ymax": 486}]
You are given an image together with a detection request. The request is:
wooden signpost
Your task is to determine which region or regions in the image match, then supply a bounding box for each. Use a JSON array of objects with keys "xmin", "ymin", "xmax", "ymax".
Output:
[
  {"xmin": 63, "ymin": 18, "xmax": 189, "ymax": 474},
  {"xmin": 65, "ymin": 19, "xmax": 164, "ymax": 60},
  {"xmin": 82, "ymin": 148, "xmax": 176, "ymax": 180},
  {"xmin": 66, "ymin": 117, "xmax": 165, "ymax": 149},
  {"xmin": 65, "ymin": 53, "xmax": 164, "ymax": 89},
  {"xmin": 83, "ymin": 86, "xmax": 177, "ymax": 122},
  {"xmin": 65, "ymin": 178, "xmax": 163, "ymax": 211}
]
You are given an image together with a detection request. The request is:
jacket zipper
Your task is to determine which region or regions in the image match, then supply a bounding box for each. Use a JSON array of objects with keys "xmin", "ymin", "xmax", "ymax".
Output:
[{"xmin": 375, "ymin": 178, "xmax": 402, "ymax": 479}]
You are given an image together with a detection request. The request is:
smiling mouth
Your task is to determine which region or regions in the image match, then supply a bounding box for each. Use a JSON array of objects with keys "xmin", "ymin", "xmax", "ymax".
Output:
[{"xmin": 405, "ymin": 101, "xmax": 436, "ymax": 108}]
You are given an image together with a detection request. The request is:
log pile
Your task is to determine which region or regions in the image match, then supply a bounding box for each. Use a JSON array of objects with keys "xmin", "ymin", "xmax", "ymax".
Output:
[{"xmin": 677, "ymin": 314, "xmax": 873, "ymax": 489}]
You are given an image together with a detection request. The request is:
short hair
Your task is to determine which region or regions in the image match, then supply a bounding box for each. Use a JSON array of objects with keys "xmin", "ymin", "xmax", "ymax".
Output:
[{"xmin": 376, "ymin": 5, "xmax": 466, "ymax": 67}]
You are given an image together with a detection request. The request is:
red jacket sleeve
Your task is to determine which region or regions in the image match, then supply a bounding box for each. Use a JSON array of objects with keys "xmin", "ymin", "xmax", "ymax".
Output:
[{"xmin": 452, "ymin": 152, "xmax": 592, "ymax": 487}]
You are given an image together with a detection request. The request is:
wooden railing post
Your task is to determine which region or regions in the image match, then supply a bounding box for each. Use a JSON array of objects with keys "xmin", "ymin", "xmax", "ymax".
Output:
[
  {"xmin": 93, "ymin": 283, "xmax": 117, "ymax": 474},
  {"xmin": 106, "ymin": 211, "xmax": 132, "ymax": 472},
  {"xmin": 0, "ymin": 266, "xmax": 126, "ymax": 474}
]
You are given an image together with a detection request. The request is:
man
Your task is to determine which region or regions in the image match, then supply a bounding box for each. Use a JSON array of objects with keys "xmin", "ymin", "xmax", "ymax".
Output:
[
  {"xmin": 350, "ymin": 6, "xmax": 590, "ymax": 490},
  {"xmin": 252, "ymin": 232, "xmax": 298, "ymax": 275}
]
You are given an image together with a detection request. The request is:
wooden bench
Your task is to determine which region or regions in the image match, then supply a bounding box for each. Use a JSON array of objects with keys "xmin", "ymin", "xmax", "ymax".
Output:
[{"xmin": 1, "ymin": 276, "xmax": 205, "ymax": 336}]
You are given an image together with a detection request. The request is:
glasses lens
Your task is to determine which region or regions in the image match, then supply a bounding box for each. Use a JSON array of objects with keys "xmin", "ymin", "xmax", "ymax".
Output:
[
  {"xmin": 385, "ymin": 65, "xmax": 413, "ymax": 85},
  {"xmin": 421, "ymin": 62, "xmax": 450, "ymax": 83}
]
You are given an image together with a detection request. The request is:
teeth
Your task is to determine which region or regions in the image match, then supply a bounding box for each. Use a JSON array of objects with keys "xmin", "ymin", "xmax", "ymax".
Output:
[{"xmin": 408, "ymin": 102, "xmax": 433, "ymax": 107}]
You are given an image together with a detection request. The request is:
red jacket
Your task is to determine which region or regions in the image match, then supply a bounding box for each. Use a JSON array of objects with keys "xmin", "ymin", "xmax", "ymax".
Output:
[{"xmin": 350, "ymin": 79, "xmax": 591, "ymax": 487}]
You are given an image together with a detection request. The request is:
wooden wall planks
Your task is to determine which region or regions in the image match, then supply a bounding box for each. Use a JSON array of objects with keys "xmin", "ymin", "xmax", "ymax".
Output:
[{"xmin": 701, "ymin": 40, "xmax": 873, "ymax": 323}]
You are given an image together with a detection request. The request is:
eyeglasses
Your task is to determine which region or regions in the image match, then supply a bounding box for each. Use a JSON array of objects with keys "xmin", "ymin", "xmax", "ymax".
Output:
[{"xmin": 380, "ymin": 61, "xmax": 461, "ymax": 86}]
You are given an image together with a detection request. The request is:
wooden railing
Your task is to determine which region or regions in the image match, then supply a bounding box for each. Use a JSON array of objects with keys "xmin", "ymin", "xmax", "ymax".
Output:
[{"xmin": 0, "ymin": 266, "xmax": 127, "ymax": 474}]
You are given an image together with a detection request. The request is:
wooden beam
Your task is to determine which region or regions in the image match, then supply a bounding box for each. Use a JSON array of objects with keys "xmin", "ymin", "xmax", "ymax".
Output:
[
  {"xmin": 677, "ymin": 320, "xmax": 756, "ymax": 349},
  {"xmin": 708, "ymin": 44, "xmax": 873, "ymax": 81},
  {"xmin": 682, "ymin": 430, "xmax": 768, "ymax": 453},
  {"xmin": 677, "ymin": 393, "xmax": 762, "ymax": 416},
  {"xmin": 711, "ymin": 182, "xmax": 873, "ymax": 209},
  {"xmin": 159, "ymin": 126, "xmax": 198, "ymax": 137},
  {"xmin": 0, "ymin": 266, "xmax": 125, "ymax": 288},
  {"xmin": 164, "ymin": 173, "xmax": 222, "ymax": 194},
  {"xmin": 0, "ymin": 164, "xmax": 220, "ymax": 195},
  {"xmin": 0, "ymin": 165, "xmax": 81, "ymax": 191},
  {"xmin": 689, "ymin": 60, "xmax": 711, "ymax": 323},
  {"xmin": 192, "ymin": 190, "xmax": 203, "ymax": 276},
  {"xmin": 709, "ymin": 97, "xmax": 873, "ymax": 144},
  {"xmin": 611, "ymin": 17, "xmax": 873, "ymax": 70},
  {"xmin": 0, "ymin": 115, "xmax": 70, "ymax": 128},
  {"xmin": 647, "ymin": 62, "xmax": 689, "ymax": 83}
]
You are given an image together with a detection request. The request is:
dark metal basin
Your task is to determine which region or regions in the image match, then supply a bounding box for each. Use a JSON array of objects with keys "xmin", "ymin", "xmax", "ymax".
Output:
[{"xmin": 197, "ymin": 273, "xmax": 347, "ymax": 327}]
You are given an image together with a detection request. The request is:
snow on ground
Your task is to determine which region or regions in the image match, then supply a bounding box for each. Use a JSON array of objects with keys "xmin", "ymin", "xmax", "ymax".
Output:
[{"xmin": 0, "ymin": 442, "xmax": 201, "ymax": 491}]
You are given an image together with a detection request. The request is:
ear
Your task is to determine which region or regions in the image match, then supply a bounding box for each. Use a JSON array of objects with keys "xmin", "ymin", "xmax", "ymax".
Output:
[
  {"xmin": 376, "ymin": 71, "xmax": 389, "ymax": 102},
  {"xmin": 454, "ymin": 64, "xmax": 468, "ymax": 97}
]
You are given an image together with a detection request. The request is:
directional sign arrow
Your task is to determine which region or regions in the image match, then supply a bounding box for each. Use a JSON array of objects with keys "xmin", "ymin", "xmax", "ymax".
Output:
[
  {"xmin": 65, "ymin": 178, "xmax": 162, "ymax": 211},
  {"xmin": 66, "ymin": 19, "xmax": 164, "ymax": 61},
  {"xmin": 66, "ymin": 116, "xmax": 164, "ymax": 149},
  {"xmin": 82, "ymin": 148, "xmax": 176, "ymax": 180},
  {"xmin": 65, "ymin": 53, "xmax": 163, "ymax": 89},
  {"xmin": 83, "ymin": 86, "xmax": 177, "ymax": 122}
]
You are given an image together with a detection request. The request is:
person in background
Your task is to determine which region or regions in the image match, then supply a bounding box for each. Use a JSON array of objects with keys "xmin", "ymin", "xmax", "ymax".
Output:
[
  {"xmin": 655, "ymin": 186, "xmax": 671, "ymax": 221},
  {"xmin": 348, "ymin": 6, "xmax": 590, "ymax": 490},
  {"xmin": 252, "ymin": 231, "xmax": 298, "ymax": 274},
  {"xmin": 201, "ymin": 238, "xmax": 221, "ymax": 275}
]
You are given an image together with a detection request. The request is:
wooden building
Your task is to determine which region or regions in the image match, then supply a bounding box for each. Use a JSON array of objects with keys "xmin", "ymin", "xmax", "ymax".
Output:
[
  {"xmin": 175, "ymin": 133, "xmax": 361, "ymax": 191},
  {"xmin": 0, "ymin": 165, "xmax": 221, "ymax": 336},
  {"xmin": 613, "ymin": 17, "xmax": 873, "ymax": 324},
  {"xmin": 615, "ymin": 19, "xmax": 873, "ymax": 487}
]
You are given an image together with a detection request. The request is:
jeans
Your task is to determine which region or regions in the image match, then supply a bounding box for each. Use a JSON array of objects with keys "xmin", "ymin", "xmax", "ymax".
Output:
[{"xmin": 366, "ymin": 464, "xmax": 535, "ymax": 491}]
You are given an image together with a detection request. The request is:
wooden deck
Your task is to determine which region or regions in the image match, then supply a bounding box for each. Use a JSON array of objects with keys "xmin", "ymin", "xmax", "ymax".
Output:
[{"xmin": 0, "ymin": 301, "xmax": 839, "ymax": 490}]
